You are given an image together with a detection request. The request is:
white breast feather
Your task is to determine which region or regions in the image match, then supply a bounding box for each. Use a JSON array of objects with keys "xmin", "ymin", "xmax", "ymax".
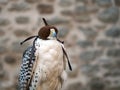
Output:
[{"xmin": 30, "ymin": 38, "xmax": 67, "ymax": 90}]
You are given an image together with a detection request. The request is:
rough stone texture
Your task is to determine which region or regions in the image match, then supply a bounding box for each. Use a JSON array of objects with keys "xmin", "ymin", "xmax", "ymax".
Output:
[
  {"xmin": 0, "ymin": 63, "xmax": 5, "ymax": 80},
  {"xmin": 59, "ymin": 0, "xmax": 73, "ymax": 7},
  {"xmin": 87, "ymin": 6, "xmax": 99, "ymax": 13},
  {"xmin": 107, "ymin": 49, "xmax": 120, "ymax": 57},
  {"xmin": 0, "ymin": 18, "xmax": 10, "ymax": 26},
  {"xmin": 88, "ymin": 77, "xmax": 105, "ymax": 90},
  {"xmin": 95, "ymin": 0, "xmax": 112, "ymax": 7},
  {"xmin": 75, "ymin": 15, "xmax": 91, "ymax": 23},
  {"xmin": 106, "ymin": 27, "xmax": 120, "ymax": 38},
  {"xmin": 97, "ymin": 40, "xmax": 115, "ymax": 47},
  {"xmin": 61, "ymin": 10, "xmax": 73, "ymax": 16},
  {"xmin": 0, "ymin": 29, "xmax": 5, "ymax": 36},
  {"xmin": 25, "ymin": 0, "xmax": 39, "ymax": 3},
  {"xmin": 107, "ymin": 86, "xmax": 120, "ymax": 90},
  {"xmin": 0, "ymin": 70, "xmax": 5, "ymax": 80},
  {"xmin": 0, "ymin": 0, "xmax": 120, "ymax": 90},
  {"xmin": 8, "ymin": 2, "xmax": 30, "ymax": 11},
  {"xmin": 79, "ymin": 27, "xmax": 97, "ymax": 39},
  {"xmin": 0, "ymin": 46, "xmax": 7, "ymax": 54},
  {"xmin": 74, "ymin": 6, "xmax": 91, "ymax": 22},
  {"xmin": 37, "ymin": 4, "xmax": 54, "ymax": 14},
  {"xmin": 15, "ymin": 16, "xmax": 30, "ymax": 24},
  {"xmin": 114, "ymin": 0, "xmax": 120, "ymax": 6},
  {"xmin": 11, "ymin": 41, "xmax": 29, "ymax": 53},
  {"xmin": 107, "ymin": 68, "xmax": 120, "ymax": 77},
  {"xmin": 0, "ymin": 0, "xmax": 8, "ymax": 5},
  {"xmin": 115, "ymin": 59, "xmax": 120, "ymax": 68},
  {"xmin": 4, "ymin": 55, "xmax": 16, "ymax": 64},
  {"xmin": 80, "ymin": 50, "xmax": 102, "ymax": 61},
  {"xmin": 14, "ymin": 29, "xmax": 31, "ymax": 37},
  {"xmin": 75, "ymin": 6, "xmax": 88, "ymax": 15},
  {"xmin": 65, "ymin": 81, "xmax": 84, "ymax": 90},
  {"xmin": 98, "ymin": 7, "xmax": 119, "ymax": 23},
  {"xmin": 80, "ymin": 64, "xmax": 100, "ymax": 76},
  {"xmin": 47, "ymin": 17, "xmax": 69, "ymax": 25},
  {"xmin": 58, "ymin": 27, "xmax": 70, "ymax": 38},
  {"xmin": 78, "ymin": 40, "xmax": 93, "ymax": 48},
  {"xmin": 0, "ymin": 6, "xmax": 2, "ymax": 12},
  {"xmin": 76, "ymin": 0, "xmax": 88, "ymax": 3}
]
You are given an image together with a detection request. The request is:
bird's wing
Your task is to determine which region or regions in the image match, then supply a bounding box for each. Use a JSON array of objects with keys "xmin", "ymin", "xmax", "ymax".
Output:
[{"xmin": 19, "ymin": 46, "xmax": 37, "ymax": 90}]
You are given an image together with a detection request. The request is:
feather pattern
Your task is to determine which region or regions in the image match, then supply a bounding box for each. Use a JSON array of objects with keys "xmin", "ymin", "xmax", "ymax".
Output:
[
  {"xmin": 29, "ymin": 38, "xmax": 67, "ymax": 90},
  {"xmin": 19, "ymin": 46, "xmax": 36, "ymax": 90},
  {"xmin": 19, "ymin": 18, "xmax": 72, "ymax": 90},
  {"xmin": 19, "ymin": 38, "xmax": 69, "ymax": 90}
]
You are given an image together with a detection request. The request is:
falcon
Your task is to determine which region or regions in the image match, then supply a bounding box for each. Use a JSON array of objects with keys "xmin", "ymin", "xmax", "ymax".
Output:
[{"xmin": 19, "ymin": 18, "xmax": 72, "ymax": 90}]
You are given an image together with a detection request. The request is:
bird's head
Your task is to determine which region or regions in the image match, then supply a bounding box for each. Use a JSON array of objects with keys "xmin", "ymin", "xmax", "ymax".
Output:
[
  {"xmin": 20, "ymin": 18, "xmax": 64, "ymax": 45},
  {"xmin": 38, "ymin": 18, "xmax": 58, "ymax": 40},
  {"xmin": 38, "ymin": 25, "xmax": 58, "ymax": 40}
]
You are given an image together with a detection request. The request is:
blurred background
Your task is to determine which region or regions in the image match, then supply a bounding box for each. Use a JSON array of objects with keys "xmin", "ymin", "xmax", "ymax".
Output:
[{"xmin": 0, "ymin": 0, "xmax": 120, "ymax": 90}]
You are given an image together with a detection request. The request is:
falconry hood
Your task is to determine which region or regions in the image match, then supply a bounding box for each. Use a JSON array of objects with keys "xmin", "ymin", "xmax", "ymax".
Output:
[{"xmin": 20, "ymin": 18, "xmax": 72, "ymax": 71}]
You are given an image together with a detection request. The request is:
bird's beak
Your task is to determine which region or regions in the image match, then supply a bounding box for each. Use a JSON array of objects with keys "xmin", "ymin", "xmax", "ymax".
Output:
[{"xmin": 50, "ymin": 29, "xmax": 57, "ymax": 37}]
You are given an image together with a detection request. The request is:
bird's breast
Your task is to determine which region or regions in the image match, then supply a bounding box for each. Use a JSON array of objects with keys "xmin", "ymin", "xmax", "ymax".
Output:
[
  {"xmin": 30, "ymin": 39, "xmax": 66, "ymax": 90},
  {"xmin": 35, "ymin": 39, "xmax": 64, "ymax": 73}
]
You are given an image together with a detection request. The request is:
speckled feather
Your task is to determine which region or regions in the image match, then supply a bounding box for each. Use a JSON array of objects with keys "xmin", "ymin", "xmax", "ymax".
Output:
[
  {"xmin": 19, "ymin": 18, "xmax": 71, "ymax": 90},
  {"xmin": 19, "ymin": 46, "xmax": 36, "ymax": 90},
  {"xmin": 19, "ymin": 38, "xmax": 67, "ymax": 90}
]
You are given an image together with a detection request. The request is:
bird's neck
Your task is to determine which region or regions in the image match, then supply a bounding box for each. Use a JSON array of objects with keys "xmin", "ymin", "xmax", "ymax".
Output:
[{"xmin": 47, "ymin": 37, "xmax": 57, "ymax": 40}]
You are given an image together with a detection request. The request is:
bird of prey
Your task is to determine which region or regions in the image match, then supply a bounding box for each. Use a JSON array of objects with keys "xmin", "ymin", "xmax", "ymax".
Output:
[{"xmin": 19, "ymin": 18, "xmax": 72, "ymax": 90}]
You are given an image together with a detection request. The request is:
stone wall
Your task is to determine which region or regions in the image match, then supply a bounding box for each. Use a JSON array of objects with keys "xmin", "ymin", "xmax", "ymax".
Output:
[{"xmin": 0, "ymin": 0, "xmax": 120, "ymax": 90}]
